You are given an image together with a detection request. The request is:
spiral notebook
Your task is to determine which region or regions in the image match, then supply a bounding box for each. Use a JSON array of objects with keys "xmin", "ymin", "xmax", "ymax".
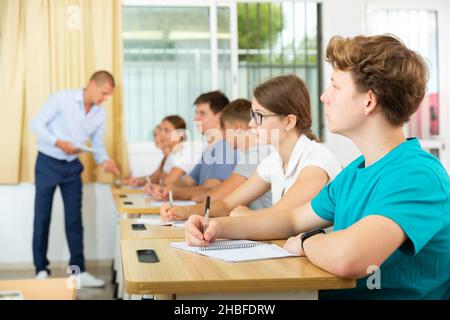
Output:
[
  {"xmin": 170, "ymin": 240, "xmax": 297, "ymax": 263},
  {"xmin": 136, "ymin": 218, "xmax": 186, "ymax": 228},
  {"xmin": 150, "ymin": 200, "xmax": 196, "ymax": 207}
]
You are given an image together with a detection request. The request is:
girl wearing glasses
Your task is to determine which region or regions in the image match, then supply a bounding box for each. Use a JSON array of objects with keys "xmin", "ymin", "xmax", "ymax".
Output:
[{"xmin": 160, "ymin": 75, "xmax": 341, "ymax": 221}]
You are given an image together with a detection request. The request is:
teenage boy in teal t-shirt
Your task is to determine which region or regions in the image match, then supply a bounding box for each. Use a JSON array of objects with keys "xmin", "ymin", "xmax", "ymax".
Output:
[
  {"xmin": 312, "ymin": 137, "xmax": 449, "ymax": 299},
  {"xmin": 183, "ymin": 34, "xmax": 450, "ymax": 300}
]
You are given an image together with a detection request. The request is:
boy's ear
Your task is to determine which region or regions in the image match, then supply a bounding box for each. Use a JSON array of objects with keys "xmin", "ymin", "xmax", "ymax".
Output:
[{"xmin": 364, "ymin": 90, "xmax": 379, "ymax": 116}]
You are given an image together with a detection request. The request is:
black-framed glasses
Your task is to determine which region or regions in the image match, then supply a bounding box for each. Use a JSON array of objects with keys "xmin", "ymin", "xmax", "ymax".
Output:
[{"xmin": 250, "ymin": 109, "xmax": 281, "ymax": 126}]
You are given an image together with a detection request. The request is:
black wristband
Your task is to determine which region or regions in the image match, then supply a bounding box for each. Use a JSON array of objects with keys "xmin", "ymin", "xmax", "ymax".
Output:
[{"xmin": 301, "ymin": 228, "xmax": 326, "ymax": 252}]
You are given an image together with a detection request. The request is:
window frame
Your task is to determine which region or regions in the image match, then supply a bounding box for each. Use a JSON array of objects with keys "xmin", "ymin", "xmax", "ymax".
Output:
[{"xmin": 364, "ymin": 0, "xmax": 450, "ymax": 170}]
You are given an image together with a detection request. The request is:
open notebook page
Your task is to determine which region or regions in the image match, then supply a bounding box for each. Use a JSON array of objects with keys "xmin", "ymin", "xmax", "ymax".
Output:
[
  {"xmin": 135, "ymin": 218, "xmax": 187, "ymax": 227},
  {"xmin": 171, "ymin": 240, "xmax": 297, "ymax": 263},
  {"xmin": 150, "ymin": 200, "xmax": 196, "ymax": 207},
  {"xmin": 135, "ymin": 218, "xmax": 172, "ymax": 226},
  {"xmin": 125, "ymin": 194, "xmax": 195, "ymax": 208}
]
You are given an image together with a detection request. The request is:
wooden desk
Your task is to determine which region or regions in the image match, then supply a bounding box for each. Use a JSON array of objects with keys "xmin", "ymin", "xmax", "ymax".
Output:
[
  {"xmin": 120, "ymin": 219, "xmax": 185, "ymax": 240},
  {"xmin": 0, "ymin": 279, "xmax": 76, "ymax": 300},
  {"xmin": 113, "ymin": 193, "xmax": 161, "ymax": 215},
  {"xmin": 111, "ymin": 188, "xmax": 193, "ymax": 299},
  {"xmin": 121, "ymin": 238, "xmax": 356, "ymax": 299},
  {"xmin": 111, "ymin": 190, "xmax": 173, "ymax": 298},
  {"xmin": 111, "ymin": 184, "xmax": 144, "ymax": 195}
]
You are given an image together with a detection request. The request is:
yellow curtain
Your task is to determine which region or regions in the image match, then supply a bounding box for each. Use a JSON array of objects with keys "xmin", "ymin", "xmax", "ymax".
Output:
[{"xmin": 0, "ymin": 0, "xmax": 129, "ymax": 184}]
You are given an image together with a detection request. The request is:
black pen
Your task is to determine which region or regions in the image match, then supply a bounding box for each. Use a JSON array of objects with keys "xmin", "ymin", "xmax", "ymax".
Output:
[{"xmin": 203, "ymin": 196, "xmax": 210, "ymax": 235}]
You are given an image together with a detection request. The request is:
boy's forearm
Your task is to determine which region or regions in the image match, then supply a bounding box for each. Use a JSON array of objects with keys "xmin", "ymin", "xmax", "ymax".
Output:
[
  {"xmin": 174, "ymin": 186, "xmax": 212, "ymax": 200},
  {"xmin": 249, "ymin": 207, "xmax": 271, "ymax": 215},
  {"xmin": 302, "ymin": 232, "xmax": 361, "ymax": 279},
  {"xmin": 217, "ymin": 210, "xmax": 295, "ymax": 240},
  {"xmin": 184, "ymin": 200, "xmax": 229, "ymax": 217}
]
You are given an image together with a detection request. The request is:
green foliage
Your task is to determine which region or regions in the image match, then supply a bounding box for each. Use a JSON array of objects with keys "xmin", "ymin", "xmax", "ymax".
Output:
[
  {"xmin": 237, "ymin": 3, "xmax": 317, "ymax": 66},
  {"xmin": 238, "ymin": 3, "xmax": 283, "ymax": 51}
]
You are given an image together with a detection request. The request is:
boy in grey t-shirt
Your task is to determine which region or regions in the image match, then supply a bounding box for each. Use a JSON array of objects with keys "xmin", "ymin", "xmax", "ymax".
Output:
[
  {"xmin": 189, "ymin": 98, "xmax": 272, "ymax": 207},
  {"xmin": 233, "ymin": 145, "xmax": 272, "ymax": 210},
  {"xmin": 160, "ymin": 98, "xmax": 273, "ymax": 222}
]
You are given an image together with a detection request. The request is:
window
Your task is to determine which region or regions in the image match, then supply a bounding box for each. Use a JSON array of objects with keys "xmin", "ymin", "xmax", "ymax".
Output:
[
  {"xmin": 367, "ymin": 6, "xmax": 442, "ymax": 155},
  {"xmin": 123, "ymin": 1, "xmax": 322, "ymax": 143},
  {"xmin": 123, "ymin": 5, "xmax": 215, "ymax": 142},
  {"xmin": 237, "ymin": 1, "xmax": 322, "ymax": 136}
]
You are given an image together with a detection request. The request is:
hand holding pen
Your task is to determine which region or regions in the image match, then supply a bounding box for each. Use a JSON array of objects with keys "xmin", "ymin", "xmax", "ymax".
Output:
[
  {"xmin": 150, "ymin": 177, "xmax": 168, "ymax": 200},
  {"xmin": 184, "ymin": 197, "xmax": 220, "ymax": 247}
]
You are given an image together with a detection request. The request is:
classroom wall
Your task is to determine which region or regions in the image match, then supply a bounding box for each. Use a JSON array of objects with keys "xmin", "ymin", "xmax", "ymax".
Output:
[
  {"xmin": 0, "ymin": 184, "xmax": 116, "ymax": 265},
  {"xmin": 321, "ymin": 0, "xmax": 364, "ymax": 166}
]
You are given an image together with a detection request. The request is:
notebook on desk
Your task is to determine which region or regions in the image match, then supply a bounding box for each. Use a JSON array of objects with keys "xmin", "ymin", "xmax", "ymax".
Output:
[
  {"xmin": 171, "ymin": 221, "xmax": 186, "ymax": 228},
  {"xmin": 170, "ymin": 240, "xmax": 297, "ymax": 263},
  {"xmin": 136, "ymin": 218, "xmax": 186, "ymax": 227},
  {"xmin": 150, "ymin": 200, "xmax": 196, "ymax": 207},
  {"xmin": 122, "ymin": 194, "xmax": 195, "ymax": 208}
]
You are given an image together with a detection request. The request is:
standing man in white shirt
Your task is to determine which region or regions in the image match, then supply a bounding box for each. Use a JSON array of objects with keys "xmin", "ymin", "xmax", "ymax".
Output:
[{"xmin": 31, "ymin": 71, "xmax": 120, "ymax": 287}]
